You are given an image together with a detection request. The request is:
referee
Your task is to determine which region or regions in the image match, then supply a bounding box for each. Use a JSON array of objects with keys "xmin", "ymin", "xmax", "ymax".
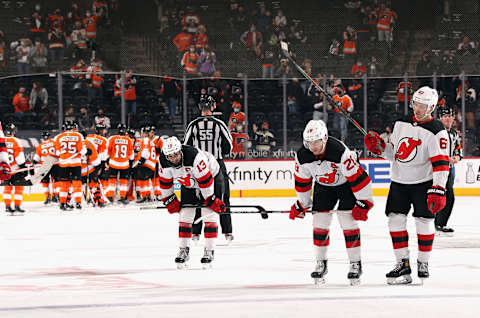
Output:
[
  {"xmin": 435, "ymin": 106, "xmax": 463, "ymax": 236},
  {"xmin": 184, "ymin": 94, "xmax": 234, "ymax": 242}
]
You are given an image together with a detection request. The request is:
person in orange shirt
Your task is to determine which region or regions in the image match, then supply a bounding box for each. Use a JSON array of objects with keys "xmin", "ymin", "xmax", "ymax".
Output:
[
  {"xmin": 351, "ymin": 60, "xmax": 367, "ymax": 78},
  {"xmin": 80, "ymin": 131, "xmax": 103, "ymax": 207},
  {"xmin": 228, "ymin": 101, "xmax": 246, "ymax": 131},
  {"xmin": 0, "ymin": 122, "xmax": 12, "ymax": 181},
  {"xmin": 107, "ymin": 123, "xmax": 134, "ymax": 204},
  {"xmin": 173, "ymin": 26, "xmax": 193, "ymax": 53},
  {"xmin": 12, "ymin": 87, "xmax": 32, "ymax": 119},
  {"xmin": 376, "ymin": 5, "xmax": 397, "ymax": 43},
  {"xmin": 2, "ymin": 123, "xmax": 27, "ymax": 213},
  {"xmin": 330, "ymin": 85, "xmax": 354, "ymax": 142},
  {"xmin": 87, "ymin": 124, "xmax": 109, "ymax": 206},
  {"xmin": 181, "ymin": 45, "xmax": 200, "ymax": 75},
  {"xmin": 54, "ymin": 120, "xmax": 86, "ymax": 210},
  {"xmin": 82, "ymin": 10, "xmax": 99, "ymax": 59},
  {"xmin": 134, "ymin": 126, "xmax": 156, "ymax": 203},
  {"xmin": 33, "ymin": 131, "xmax": 59, "ymax": 205}
]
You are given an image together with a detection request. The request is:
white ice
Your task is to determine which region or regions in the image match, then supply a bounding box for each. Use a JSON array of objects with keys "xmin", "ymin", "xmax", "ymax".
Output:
[{"xmin": 1, "ymin": 197, "xmax": 479, "ymax": 318}]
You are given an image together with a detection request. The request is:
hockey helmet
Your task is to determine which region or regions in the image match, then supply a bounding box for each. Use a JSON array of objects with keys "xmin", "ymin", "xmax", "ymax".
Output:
[
  {"xmin": 198, "ymin": 94, "xmax": 216, "ymax": 110},
  {"xmin": 438, "ymin": 106, "xmax": 454, "ymax": 118},
  {"xmin": 411, "ymin": 86, "xmax": 438, "ymax": 113},
  {"xmin": 41, "ymin": 130, "xmax": 51, "ymax": 139},
  {"xmin": 162, "ymin": 136, "xmax": 182, "ymax": 157},
  {"xmin": 64, "ymin": 120, "xmax": 75, "ymax": 131},
  {"xmin": 261, "ymin": 122, "xmax": 270, "ymax": 130},
  {"xmin": 303, "ymin": 120, "xmax": 328, "ymax": 150},
  {"xmin": 127, "ymin": 128, "xmax": 136, "ymax": 137},
  {"xmin": 4, "ymin": 123, "xmax": 17, "ymax": 135},
  {"xmin": 117, "ymin": 123, "xmax": 127, "ymax": 134}
]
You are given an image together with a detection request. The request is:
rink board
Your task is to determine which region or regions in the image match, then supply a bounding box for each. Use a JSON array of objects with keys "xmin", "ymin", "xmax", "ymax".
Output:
[{"xmin": 2, "ymin": 158, "xmax": 479, "ymax": 201}]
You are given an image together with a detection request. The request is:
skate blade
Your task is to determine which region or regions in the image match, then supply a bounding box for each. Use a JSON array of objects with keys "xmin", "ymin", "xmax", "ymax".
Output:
[
  {"xmin": 419, "ymin": 277, "xmax": 428, "ymax": 285},
  {"xmin": 202, "ymin": 263, "xmax": 212, "ymax": 270},
  {"xmin": 176, "ymin": 263, "xmax": 188, "ymax": 270},
  {"xmin": 313, "ymin": 278, "xmax": 326, "ymax": 285},
  {"xmin": 387, "ymin": 274, "xmax": 412, "ymax": 285},
  {"xmin": 349, "ymin": 278, "xmax": 361, "ymax": 286},
  {"xmin": 436, "ymin": 231, "xmax": 454, "ymax": 237}
]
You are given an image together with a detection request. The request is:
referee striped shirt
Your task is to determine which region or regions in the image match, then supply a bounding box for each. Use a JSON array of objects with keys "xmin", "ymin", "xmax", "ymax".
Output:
[{"xmin": 184, "ymin": 116, "xmax": 233, "ymax": 159}]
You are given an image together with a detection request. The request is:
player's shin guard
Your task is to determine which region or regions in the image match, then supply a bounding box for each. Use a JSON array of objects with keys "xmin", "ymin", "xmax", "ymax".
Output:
[
  {"xmin": 204, "ymin": 222, "xmax": 218, "ymax": 250},
  {"xmin": 179, "ymin": 222, "xmax": 192, "ymax": 248},
  {"xmin": 14, "ymin": 186, "xmax": 24, "ymax": 207},
  {"xmin": 3, "ymin": 186, "xmax": 12, "ymax": 207},
  {"xmin": 119, "ymin": 178, "xmax": 128, "ymax": 199},
  {"xmin": 153, "ymin": 177, "xmax": 161, "ymax": 197},
  {"xmin": 415, "ymin": 217, "xmax": 435, "ymax": 263},
  {"xmin": 72, "ymin": 180, "xmax": 82, "ymax": 204},
  {"xmin": 343, "ymin": 228, "xmax": 361, "ymax": 262},
  {"xmin": 313, "ymin": 228, "xmax": 330, "ymax": 261},
  {"xmin": 388, "ymin": 213, "xmax": 409, "ymax": 261},
  {"xmin": 106, "ymin": 178, "xmax": 116, "ymax": 201},
  {"xmin": 41, "ymin": 182, "xmax": 50, "ymax": 199},
  {"xmin": 59, "ymin": 181, "xmax": 69, "ymax": 203}
]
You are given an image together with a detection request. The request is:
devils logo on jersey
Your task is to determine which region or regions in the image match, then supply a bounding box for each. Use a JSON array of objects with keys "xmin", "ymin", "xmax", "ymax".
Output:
[
  {"xmin": 395, "ymin": 137, "xmax": 422, "ymax": 162},
  {"xmin": 315, "ymin": 163, "xmax": 339, "ymax": 184}
]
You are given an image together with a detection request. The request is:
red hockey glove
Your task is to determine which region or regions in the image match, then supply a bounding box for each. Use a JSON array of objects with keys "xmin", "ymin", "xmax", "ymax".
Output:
[
  {"xmin": 364, "ymin": 131, "xmax": 385, "ymax": 155},
  {"xmin": 289, "ymin": 200, "xmax": 307, "ymax": 220},
  {"xmin": 352, "ymin": 200, "xmax": 373, "ymax": 221},
  {"xmin": 204, "ymin": 195, "xmax": 226, "ymax": 213},
  {"xmin": 0, "ymin": 162, "xmax": 11, "ymax": 181},
  {"xmin": 162, "ymin": 194, "xmax": 181, "ymax": 214},
  {"xmin": 427, "ymin": 186, "xmax": 446, "ymax": 214}
]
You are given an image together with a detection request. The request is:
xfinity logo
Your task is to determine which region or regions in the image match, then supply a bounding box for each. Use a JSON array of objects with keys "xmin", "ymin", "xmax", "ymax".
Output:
[{"xmin": 227, "ymin": 166, "xmax": 293, "ymax": 184}]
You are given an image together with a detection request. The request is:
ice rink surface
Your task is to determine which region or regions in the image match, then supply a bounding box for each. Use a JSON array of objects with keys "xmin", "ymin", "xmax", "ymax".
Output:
[{"xmin": 1, "ymin": 196, "xmax": 479, "ymax": 318}]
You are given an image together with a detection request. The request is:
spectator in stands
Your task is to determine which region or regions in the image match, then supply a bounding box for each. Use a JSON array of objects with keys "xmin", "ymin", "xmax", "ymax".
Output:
[
  {"xmin": 83, "ymin": 10, "xmax": 99, "ymax": 61},
  {"xmin": 173, "ymin": 26, "xmax": 193, "ymax": 54},
  {"xmin": 124, "ymin": 71, "xmax": 137, "ymax": 118},
  {"xmin": 456, "ymin": 80, "xmax": 477, "ymax": 129},
  {"xmin": 48, "ymin": 21, "xmax": 65, "ymax": 64},
  {"xmin": 328, "ymin": 38, "xmax": 340, "ymax": 57},
  {"xmin": 307, "ymin": 74, "xmax": 327, "ymax": 121},
  {"xmin": 30, "ymin": 38, "xmax": 48, "ymax": 72},
  {"xmin": 457, "ymin": 35, "xmax": 476, "ymax": 56},
  {"xmin": 29, "ymin": 12, "xmax": 47, "ymax": 41},
  {"xmin": 228, "ymin": 101, "xmax": 246, "ymax": 131},
  {"xmin": 160, "ymin": 75, "xmax": 181, "ymax": 123},
  {"xmin": 253, "ymin": 122, "xmax": 276, "ymax": 154},
  {"xmin": 86, "ymin": 61, "xmax": 103, "ymax": 105},
  {"xmin": 255, "ymin": 6, "xmax": 271, "ymax": 35},
  {"xmin": 351, "ymin": 59, "xmax": 367, "ymax": 77},
  {"xmin": 361, "ymin": 5, "xmax": 377, "ymax": 41},
  {"xmin": 181, "ymin": 44, "xmax": 200, "ymax": 75},
  {"xmin": 416, "ymin": 51, "xmax": 434, "ymax": 76},
  {"xmin": 329, "ymin": 85, "xmax": 353, "ymax": 142},
  {"xmin": 240, "ymin": 24, "xmax": 263, "ymax": 57},
  {"xmin": 0, "ymin": 40, "xmax": 7, "ymax": 74},
  {"xmin": 12, "ymin": 87, "xmax": 32, "ymax": 119},
  {"xmin": 64, "ymin": 105, "xmax": 77, "ymax": 123},
  {"xmin": 273, "ymin": 9, "xmax": 287, "ymax": 28},
  {"xmin": 40, "ymin": 108, "xmax": 58, "ymax": 130},
  {"xmin": 343, "ymin": 25, "xmax": 358, "ymax": 56},
  {"xmin": 71, "ymin": 20, "xmax": 88, "ymax": 61},
  {"xmin": 29, "ymin": 82, "xmax": 48, "ymax": 113},
  {"xmin": 380, "ymin": 124, "xmax": 392, "ymax": 144},
  {"xmin": 347, "ymin": 79, "xmax": 363, "ymax": 106},
  {"xmin": 194, "ymin": 25, "xmax": 208, "ymax": 50},
  {"xmin": 260, "ymin": 40, "xmax": 277, "ymax": 79},
  {"xmin": 367, "ymin": 55, "xmax": 381, "ymax": 76},
  {"xmin": 78, "ymin": 107, "xmax": 93, "ymax": 130},
  {"xmin": 396, "ymin": 81, "xmax": 413, "ymax": 105},
  {"xmin": 199, "ymin": 46, "xmax": 216, "ymax": 77},
  {"xmin": 376, "ymin": 4, "xmax": 397, "ymax": 43},
  {"xmin": 287, "ymin": 78, "xmax": 305, "ymax": 113},
  {"xmin": 440, "ymin": 49, "xmax": 459, "ymax": 75},
  {"xmin": 275, "ymin": 58, "xmax": 292, "ymax": 78},
  {"xmin": 94, "ymin": 108, "xmax": 111, "ymax": 128},
  {"xmin": 13, "ymin": 39, "xmax": 33, "ymax": 75}
]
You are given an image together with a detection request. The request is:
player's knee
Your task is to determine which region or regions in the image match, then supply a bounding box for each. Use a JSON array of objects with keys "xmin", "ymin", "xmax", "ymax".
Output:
[
  {"xmin": 179, "ymin": 208, "xmax": 196, "ymax": 223},
  {"xmin": 414, "ymin": 217, "xmax": 434, "ymax": 234},
  {"xmin": 388, "ymin": 213, "xmax": 407, "ymax": 231},
  {"xmin": 337, "ymin": 213, "xmax": 358, "ymax": 230},
  {"xmin": 312, "ymin": 212, "xmax": 333, "ymax": 229}
]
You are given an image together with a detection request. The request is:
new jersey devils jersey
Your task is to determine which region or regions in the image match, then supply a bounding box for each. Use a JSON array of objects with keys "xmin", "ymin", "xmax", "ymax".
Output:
[
  {"xmin": 158, "ymin": 145, "xmax": 219, "ymax": 200},
  {"xmin": 294, "ymin": 137, "xmax": 372, "ymax": 209},
  {"xmin": 382, "ymin": 116, "xmax": 449, "ymax": 187}
]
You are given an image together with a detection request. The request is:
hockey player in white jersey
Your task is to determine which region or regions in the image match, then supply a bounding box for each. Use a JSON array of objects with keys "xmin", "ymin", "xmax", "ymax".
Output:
[
  {"xmin": 364, "ymin": 86, "xmax": 450, "ymax": 284},
  {"xmin": 290, "ymin": 120, "xmax": 374, "ymax": 285},
  {"xmin": 158, "ymin": 137, "xmax": 227, "ymax": 269}
]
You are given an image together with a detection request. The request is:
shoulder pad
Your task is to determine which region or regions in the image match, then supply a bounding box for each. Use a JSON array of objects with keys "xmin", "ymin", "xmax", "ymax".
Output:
[
  {"xmin": 296, "ymin": 146, "xmax": 315, "ymax": 164},
  {"xmin": 181, "ymin": 145, "xmax": 199, "ymax": 166},
  {"xmin": 418, "ymin": 119, "xmax": 446, "ymax": 135},
  {"xmin": 323, "ymin": 137, "xmax": 346, "ymax": 163}
]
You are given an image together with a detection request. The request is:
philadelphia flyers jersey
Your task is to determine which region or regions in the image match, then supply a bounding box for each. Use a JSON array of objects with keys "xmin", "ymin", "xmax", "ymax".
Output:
[
  {"xmin": 34, "ymin": 139, "xmax": 58, "ymax": 164},
  {"xmin": 4, "ymin": 136, "xmax": 25, "ymax": 170},
  {"xmin": 81, "ymin": 139, "xmax": 100, "ymax": 176},
  {"xmin": 140, "ymin": 137, "xmax": 158, "ymax": 171},
  {"xmin": 158, "ymin": 145, "xmax": 219, "ymax": 200},
  {"xmin": 87, "ymin": 134, "xmax": 108, "ymax": 162},
  {"xmin": 107, "ymin": 135, "xmax": 134, "ymax": 169},
  {"xmin": 382, "ymin": 116, "xmax": 449, "ymax": 187},
  {"xmin": 54, "ymin": 131, "xmax": 86, "ymax": 167},
  {"xmin": 294, "ymin": 137, "xmax": 372, "ymax": 209}
]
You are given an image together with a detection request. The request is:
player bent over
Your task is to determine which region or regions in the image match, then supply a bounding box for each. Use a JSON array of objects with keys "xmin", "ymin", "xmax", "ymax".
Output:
[
  {"xmin": 158, "ymin": 137, "xmax": 226, "ymax": 269},
  {"xmin": 364, "ymin": 86, "xmax": 449, "ymax": 284},
  {"xmin": 290, "ymin": 120, "xmax": 374, "ymax": 285}
]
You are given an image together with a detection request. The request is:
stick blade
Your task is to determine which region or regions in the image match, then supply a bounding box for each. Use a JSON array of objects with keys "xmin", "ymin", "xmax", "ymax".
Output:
[{"xmin": 280, "ymin": 41, "xmax": 289, "ymax": 55}]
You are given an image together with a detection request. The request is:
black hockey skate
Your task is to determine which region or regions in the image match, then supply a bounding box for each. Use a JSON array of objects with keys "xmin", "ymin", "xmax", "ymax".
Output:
[
  {"xmin": 417, "ymin": 260, "xmax": 429, "ymax": 284},
  {"xmin": 14, "ymin": 206, "xmax": 25, "ymax": 213},
  {"xmin": 348, "ymin": 261, "xmax": 363, "ymax": 286},
  {"xmin": 200, "ymin": 248, "xmax": 215, "ymax": 269},
  {"xmin": 225, "ymin": 233, "xmax": 234, "ymax": 245},
  {"xmin": 311, "ymin": 260, "xmax": 328, "ymax": 285},
  {"xmin": 118, "ymin": 197, "xmax": 129, "ymax": 205},
  {"xmin": 43, "ymin": 196, "xmax": 51, "ymax": 205},
  {"xmin": 60, "ymin": 203, "xmax": 73, "ymax": 211},
  {"xmin": 175, "ymin": 247, "xmax": 190, "ymax": 269},
  {"xmin": 435, "ymin": 225, "xmax": 454, "ymax": 237},
  {"xmin": 5, "ymin": 206, "xmax": 14, "ymax": 214},
  {"xmin": 386, "ymin": 258, "xmax": 412, "ymax": 285},
  {"xmin": 75, "ymin": 203, "xmax": 82, "ymax": 210},
  {"xmin": 136, "ymin": 195, "xmax": 150, "ymax": 204}
]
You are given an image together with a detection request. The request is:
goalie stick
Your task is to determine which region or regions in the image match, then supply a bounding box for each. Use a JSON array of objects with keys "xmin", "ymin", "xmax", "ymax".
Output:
[
  {"xmin": 279, "ymin": 41, "xmax": 367, "ymax": 136},
  {"xmin": 1, "ymin": 155, "xmax": 57, "ymax": 186}
]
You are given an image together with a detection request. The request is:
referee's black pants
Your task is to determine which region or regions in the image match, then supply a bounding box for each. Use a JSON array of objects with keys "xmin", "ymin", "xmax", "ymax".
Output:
[
  {"xmin": 191, "ymin": 160, "xmax": 232, "ymax": 235},
  {"xmin": 435, "ymin": 168, "xmax": 455, "ymax": 227}
]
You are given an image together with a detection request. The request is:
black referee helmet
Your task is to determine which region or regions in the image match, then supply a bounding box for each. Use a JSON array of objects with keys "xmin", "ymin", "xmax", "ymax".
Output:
[
  {"xmin": 198, "ymin": 94, "xmax": 216, "ymax": 110},
  {"xmin": 438, "ymin": 106, "xmax": 454, "ymax": 117}
]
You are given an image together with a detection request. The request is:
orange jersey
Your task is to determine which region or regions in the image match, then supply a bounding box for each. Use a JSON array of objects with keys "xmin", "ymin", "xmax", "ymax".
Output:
[
  {"xmin": 54, "ymin": 131, "xmax": 86, "ymax": 168},
  {"xmin": 232, "ymin": 132, "xmax": 248, "ymax": 155},
  {"xmin": 333, "ymin": 95, "xmax": 354, "ymax": 113},
  {"xmin": 5, "ymin": 136, "xmax": 25, "ymax": 170},
  {"xmin": 140, "ymin": 137, "xmax": 157, "ymax": 171},
  {"xmin": 228, "ymin": 112, "xmax": 246, "ymax": 130},
  {"xmin": 83, "ymin": 15, "xmax": 99, "ymax": 38},
  {"xmin": 33, "ymin": 139, "xmax": 58, "ymax": 165},
  {"xmin": 87, "ymin": 134, "xmax": 108, "ymax": 161},
  {"xmin": 107, "ymin": 135, "xmax": 134, "ymax": 170},
  {"xmin": 81, "ymin": 139, "xmax": 100, "ymax": 176}
]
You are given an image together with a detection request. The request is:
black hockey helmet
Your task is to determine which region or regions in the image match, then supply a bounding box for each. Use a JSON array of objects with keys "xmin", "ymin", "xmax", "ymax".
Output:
[
  {"xmin": 117, "ymin": 123, "xmax": 127, "ymax": 134},
  {"xmin": 95, "ymin": 123, "xmax": 107, "ymax": 131},
  {"xmin": 438, "ymin": 106, "xmax": 454, "ymax": 118},
  {"xmin": 4, "ymin": 123, "xmax": 17, "ymax": 135},
  {"xmin": 41, "ymin": 130, "xmax": 51, "ymax": 139},
  {"xmin": 141, "ymin": 125, "xmax": 151, "ymax": 134},
  {"xmin": 198, "ymin": 94, "xmax": 216, "ymax": 110},
  {"xmin": 127, "ymin": 127, "xmax": 136, "ymax": 137},
  {"xmin": 64, "ymin": 120, "xmax": 75, "ymax": 131}
]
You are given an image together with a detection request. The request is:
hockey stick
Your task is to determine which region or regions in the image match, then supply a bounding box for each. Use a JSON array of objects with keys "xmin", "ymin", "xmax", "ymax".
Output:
[
  {"xmin": 194, "ymin": 209, "xmax": 352, "ymax": 224},
  {"xmin": 140, "ymin": 204, "xmax": 271, "ymax": 219},
  {"xmin": 279, "ymin": 41, "xmax": 367, "ymax": 136}
]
